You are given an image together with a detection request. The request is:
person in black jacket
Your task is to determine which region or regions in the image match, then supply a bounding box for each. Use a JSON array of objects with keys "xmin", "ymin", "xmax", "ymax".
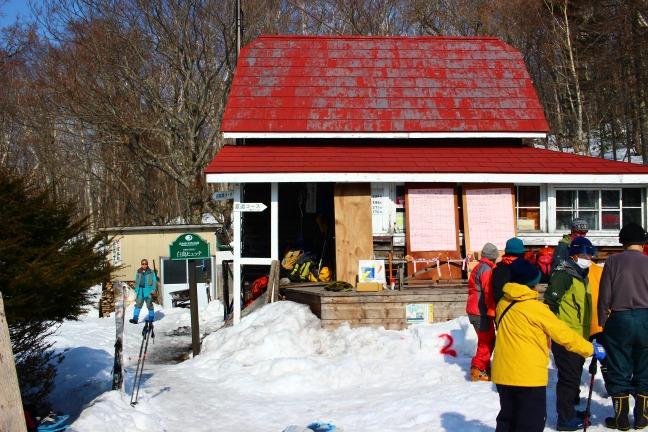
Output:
[
  {"xmin": 598, "ymin": 222, "xmax": 648, "ymax": 430},
  {"xmin": 551, "ymin": 218, "xmax": 589, "ymax": 274},
  {"xmin": 492, "ymin": 237, "xmax": 526, "ymax": 304}
]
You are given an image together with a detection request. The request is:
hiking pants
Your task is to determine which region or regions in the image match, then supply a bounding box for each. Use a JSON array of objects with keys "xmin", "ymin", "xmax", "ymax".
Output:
[
  {"xmin": 495, "ymin": 384, "xmax": 546, "ymax": 432},
  {"xmin": 552, "ymin": 342, "xmax": 585, "ymax": 421},
  {"xmin": 469, "ymin": 314, "xmax": 495, "ymax": 371},
  {"xmin": 603, "ymin": 309, "xmax": 648, "ymax": 396}
]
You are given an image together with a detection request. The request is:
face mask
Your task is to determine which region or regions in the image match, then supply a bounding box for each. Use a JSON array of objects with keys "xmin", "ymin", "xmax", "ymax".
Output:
[{"xmin": 576, "ymin": 258, "xmax": 592, "ymax": 269}]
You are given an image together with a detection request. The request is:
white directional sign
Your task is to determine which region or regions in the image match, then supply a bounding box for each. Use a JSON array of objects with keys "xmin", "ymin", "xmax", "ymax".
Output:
[
  {"xmin": 233, "ymin": 202, "xmax": 267, "ymax": 212},
  {"xmin": 212, "ymin": 190, "xmax": 234, "ymax": 201}
]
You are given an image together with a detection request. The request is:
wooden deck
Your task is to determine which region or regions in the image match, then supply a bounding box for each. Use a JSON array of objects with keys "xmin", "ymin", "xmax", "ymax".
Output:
[{"xmin": 283, "ymin": 283, "xmax": 547, "ymax": 330}]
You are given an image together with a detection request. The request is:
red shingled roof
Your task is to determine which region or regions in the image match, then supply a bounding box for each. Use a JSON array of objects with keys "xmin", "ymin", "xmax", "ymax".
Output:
[
  {"xmin": 221, "ymin": 35, "xmax": 550, "ymax": 136},
  {"xmin": 205, "ymin": 145, "xmax": 648, "ymax": 175}
]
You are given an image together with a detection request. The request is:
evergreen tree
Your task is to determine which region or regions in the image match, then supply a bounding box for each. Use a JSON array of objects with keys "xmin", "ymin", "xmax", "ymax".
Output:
[{"xmin": 0, "ymin": 167, "xmax": 115, "ymax": 405}]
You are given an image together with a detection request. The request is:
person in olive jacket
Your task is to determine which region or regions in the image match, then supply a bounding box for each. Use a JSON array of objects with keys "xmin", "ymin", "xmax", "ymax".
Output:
[
  {"xmin": 492, "ymin": 258, "xmax": 605, "ymax": 432},
  {"xmin": 543, "ymin": 236, "xmax": 596, "ymax": 430}
]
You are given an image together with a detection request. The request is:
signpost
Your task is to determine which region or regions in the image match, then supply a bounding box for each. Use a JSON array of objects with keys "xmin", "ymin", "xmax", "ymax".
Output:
[
  {"xmin": 233, "ymin": 202, "xmax": 267, "ymax": 212},
  {"xmin": 169, "ymin": 233, "xmax": 210, "ymax": 357},
  {"xmin": 212, "ymin": 190, "xmax": 234, "ymax": 201}
]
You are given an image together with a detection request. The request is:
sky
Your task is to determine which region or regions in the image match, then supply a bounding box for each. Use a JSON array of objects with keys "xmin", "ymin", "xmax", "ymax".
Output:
[
  {"xmin": 34, "ymin": 284, "xmax": 625, "ymax": 432},
  {"xmin": 0, "ymin": 0, "xmax": 35, "ymax": 27}
]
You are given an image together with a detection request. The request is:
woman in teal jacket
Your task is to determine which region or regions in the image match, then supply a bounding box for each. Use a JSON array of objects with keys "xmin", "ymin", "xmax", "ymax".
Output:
[{"xmin": 130, "ymin": 259, "xmax": 158, "ymax": 324}]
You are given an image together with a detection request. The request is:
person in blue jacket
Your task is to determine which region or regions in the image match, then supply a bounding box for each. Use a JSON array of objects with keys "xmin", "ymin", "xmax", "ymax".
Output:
[{"xmin": 130, "ymin": 259, "xmax": 158, "ymax": 324}]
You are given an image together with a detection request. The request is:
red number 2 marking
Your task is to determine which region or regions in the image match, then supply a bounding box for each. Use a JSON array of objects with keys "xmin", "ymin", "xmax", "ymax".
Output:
[{"xmin": 439, "ymin": 333, "xmax": 457, "ymax": 357}]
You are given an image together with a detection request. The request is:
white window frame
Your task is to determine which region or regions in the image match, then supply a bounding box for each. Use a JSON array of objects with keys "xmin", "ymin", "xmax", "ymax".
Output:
[
  {"xmin": 547, "ymin": 186, "xmax": 646, "ymax": 232},
  {"xmin": 515, "ymin": 184, "xmax": 546, "ymax": 233}
]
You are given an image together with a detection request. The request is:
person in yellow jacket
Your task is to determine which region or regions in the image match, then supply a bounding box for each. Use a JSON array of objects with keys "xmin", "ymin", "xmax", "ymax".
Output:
[{"xmin": 491, "ymin": 258, "xmax": 606, "ymax": 432}]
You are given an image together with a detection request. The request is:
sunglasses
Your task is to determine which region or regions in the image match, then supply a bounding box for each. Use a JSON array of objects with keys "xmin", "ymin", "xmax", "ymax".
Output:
[{"xmin": 141, "ymin": 262, "xmax": 148, "ymax": 266}]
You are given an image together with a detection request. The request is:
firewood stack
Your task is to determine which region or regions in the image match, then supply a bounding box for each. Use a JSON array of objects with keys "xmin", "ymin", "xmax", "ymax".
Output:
[{"xmin": 99, "ymin": 282, "xmax": 116, "ymax": 318}]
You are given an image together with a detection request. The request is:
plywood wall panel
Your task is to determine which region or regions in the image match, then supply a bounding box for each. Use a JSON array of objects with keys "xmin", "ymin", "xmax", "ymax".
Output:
[{"xmin": 334, "ymin": 183, "xmax": 373, "ymax": 286}]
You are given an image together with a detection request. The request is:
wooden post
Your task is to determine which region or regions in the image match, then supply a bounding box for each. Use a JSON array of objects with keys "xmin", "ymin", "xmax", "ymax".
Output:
[
  {"xmin": 188, "ymin": 260, "xmax": 200, "ymax": 357},
  {"xmin": 0, "ymin": 292, "xmax": 28, "ymax": 432},
  {"xmin": 267, "ymin": 260, "xmax": 279, "ymax": 303}
]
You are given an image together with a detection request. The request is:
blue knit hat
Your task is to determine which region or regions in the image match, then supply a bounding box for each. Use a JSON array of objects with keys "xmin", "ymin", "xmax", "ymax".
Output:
[
  {"xmin": 504, "ymin": 237, "xmax": 525, "ymax": 255},
  {"xmin": 509, "ymin": 258, "xmax": 541, "ymax": 287},
  {"xmin": 569, "ymin": 236, "xmax": 597, "ymax": 256}
]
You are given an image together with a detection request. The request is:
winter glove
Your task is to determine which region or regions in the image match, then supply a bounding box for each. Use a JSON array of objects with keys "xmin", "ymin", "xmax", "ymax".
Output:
[{"xmin": 592, "ymin": 341, "xmax": 606, "ymax": 361}]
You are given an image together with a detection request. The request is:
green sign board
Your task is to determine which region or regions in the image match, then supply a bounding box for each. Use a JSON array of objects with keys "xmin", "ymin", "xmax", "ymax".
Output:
[{"xmin": 169, "ymin": 233, "xmax": 210, "ymax": 260}]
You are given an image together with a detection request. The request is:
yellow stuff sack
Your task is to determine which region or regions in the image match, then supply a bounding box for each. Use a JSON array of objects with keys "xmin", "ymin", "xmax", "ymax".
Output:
[{"xmin": 318, "ymin": 266, "xmax": 331, "ymax": 282}]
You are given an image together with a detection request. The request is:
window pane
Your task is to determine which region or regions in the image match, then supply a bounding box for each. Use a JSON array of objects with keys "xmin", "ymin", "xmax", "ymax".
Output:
[
  {"xmin": 578, "ymin": 190, "xmax": 599, "ymax": 209},
  {"xmin": 623, "ymin": 188, "xmax": 642, "ymax": 207},
  {"xmin": 518, "ymin": 209, "xmax": 539, "ymax": 231},
  {"xmin": 518, "ymin": 186, "xmax": 540, "ymax": 207},
  {"xmin": 602, "ymin": 211, "xmax": 621, "ymax": 229},
  {"xmin": 556, "ymin": 190, "xmax": 574, "ymax": 208},
  {"xmin": 623, "ymin": 208, "xmax": 642, "ymax": 225},
  {"xmin": 556, "ymin": 211, "xmax": 574, "ymax": 230},
  {"xmin": 196, "ymin": 259, "xmax": 213, "ymax": 284},
  {"xmin": 163, "ymin": 259, "xmax": 187, "ymax": 284},
  {"xmin": 602, "ymin": 190, "xmax": 620, "ymax": 208},
  {"xmin": 580, "ymin": 211, "xmax": 599, "ymax": 230}
]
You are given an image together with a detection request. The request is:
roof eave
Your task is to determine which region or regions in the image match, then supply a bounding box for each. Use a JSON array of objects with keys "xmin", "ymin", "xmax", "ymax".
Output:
[
  {"xmin": 222, "ymin": 132, "xmax": 548, "ymax": 139},
  {"xmin": 206, "ymin": 172, "xmax": 648, "ymax": 184}
]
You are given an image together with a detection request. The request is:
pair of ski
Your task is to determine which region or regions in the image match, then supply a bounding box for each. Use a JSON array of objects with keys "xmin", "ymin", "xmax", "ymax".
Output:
[{"xmin": 130, "ymin": 319, "xmax": 154, "ymax": 406}]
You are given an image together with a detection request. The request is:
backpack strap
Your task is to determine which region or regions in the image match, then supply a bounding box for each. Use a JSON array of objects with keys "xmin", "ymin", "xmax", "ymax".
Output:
[{"xmin": 495, "ymin": 301, "xmax": 518, "ymax": 329}]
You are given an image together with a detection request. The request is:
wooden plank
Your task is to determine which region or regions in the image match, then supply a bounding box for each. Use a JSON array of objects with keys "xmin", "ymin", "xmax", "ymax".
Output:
[
  {"xmin": 322, "ymin": 304, "xmax": 406, "ymax": 320},
  {"xmin": 0, "ymin": 293, "xmax": 27, "ymax": 432},
  {"xmin": 334, "ymin": 183, "xmax": 373, "ymax": 286}
]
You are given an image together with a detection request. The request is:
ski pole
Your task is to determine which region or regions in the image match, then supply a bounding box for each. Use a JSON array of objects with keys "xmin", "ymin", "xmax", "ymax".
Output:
[
  {"xmin": 584, "ymin": 358, "xmax": 598, "ymax": 432},
  {"xmin": 129, "ymin": 322, "xmax": 149, "ymax": 405},
  {"xmin": 132, "ymin": 322, "xmax": 153, "ymax": 405}
]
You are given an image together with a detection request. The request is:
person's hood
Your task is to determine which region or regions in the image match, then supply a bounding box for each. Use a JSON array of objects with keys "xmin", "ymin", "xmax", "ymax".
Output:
[
  {"xmin": 500, "ymin": 255, "xmax": 519, "ymax": 265},
  {"xmin": 555, "ymin": 258, "xmax": 588, "ymax": 280},
  {"xmin": 502, "ymin": 281, "xmax": 539, "ymax": 302}
]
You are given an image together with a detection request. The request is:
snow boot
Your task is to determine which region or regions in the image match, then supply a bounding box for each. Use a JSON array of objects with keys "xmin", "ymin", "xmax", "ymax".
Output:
[
  {"xmin": 635, "ymin": 394, "xmax": 648, "ymax": 429},
  {"xmin": 470, "ymin": 366, "xmax": 490, "ymax": 382},
  {"xmin": 557, "ymin": 415, "xmax": 588, "ymax": 431},
  {"xmin": 605, "ymin": 395, "xmax": 631, "ymax": 431},
  {"xmin": 130, "ymin": 306, "xmax": 141, "ymax": 324}
]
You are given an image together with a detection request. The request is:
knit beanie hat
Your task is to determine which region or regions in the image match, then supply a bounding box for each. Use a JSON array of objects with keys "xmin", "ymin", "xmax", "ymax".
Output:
[
  {"xmin": 618, "ymin": 222, "xmax": 648, "ymax": 245},
  {"xmin": 509, "ymin": 258, "xmax": 541, "ymax": 287},
  {"xmin": 504, "ymin": 237, "xmax": 525, "ymax": 255},
  {"xmin": 571, "ymin": 218, "xmax": 589, "ymax": 232},
  {"xmin": 569, "ymin": 236, "xmax": 596, "ymax": 256},
  {"xmin": 481, "ymin": 243, "xmax": 500, "ymax": 260}
]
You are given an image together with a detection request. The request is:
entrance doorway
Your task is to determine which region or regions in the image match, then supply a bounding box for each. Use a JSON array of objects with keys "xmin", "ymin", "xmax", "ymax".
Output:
[{"xmin": 160, "ymin": 257, "xmax": 214, "ymax": 308}]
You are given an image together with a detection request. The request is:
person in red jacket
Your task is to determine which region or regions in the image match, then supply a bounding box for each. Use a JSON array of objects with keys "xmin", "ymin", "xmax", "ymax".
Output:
[{"xmin": 466, "ymin": 242, "xmax": 500, "ymax": 381}]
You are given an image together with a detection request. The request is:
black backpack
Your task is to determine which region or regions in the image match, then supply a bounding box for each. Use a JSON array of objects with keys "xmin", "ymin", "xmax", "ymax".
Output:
[
  {"xmin": 288, "ymin": 253, "xmax": 318, "ymax": 282},
  {"xmin": 491, "ymin": 262, "xmax": 513, "ymax": 304}
]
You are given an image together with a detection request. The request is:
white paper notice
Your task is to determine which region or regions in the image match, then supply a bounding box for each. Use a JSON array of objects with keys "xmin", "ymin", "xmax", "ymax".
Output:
[
  {"xmin": 408, "ymin": 188, "xmax": 457, "ymax": 251},
  {"xmin": 465, "ymin": 188, "xmax": 515, "ymax": 250}
]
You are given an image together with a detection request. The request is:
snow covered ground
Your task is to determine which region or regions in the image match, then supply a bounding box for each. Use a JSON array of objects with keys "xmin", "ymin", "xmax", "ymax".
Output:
[{"xmin": 47, "ymin": 285, "xmax": 618, "ymax": 431}]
